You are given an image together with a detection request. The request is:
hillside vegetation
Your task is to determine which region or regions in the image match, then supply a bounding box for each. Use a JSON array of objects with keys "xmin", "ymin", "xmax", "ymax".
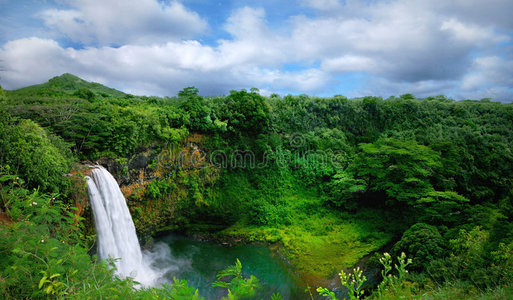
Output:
[{"xmin": 1, "ymin": 75, "xmax": 513, "ymax": 299}]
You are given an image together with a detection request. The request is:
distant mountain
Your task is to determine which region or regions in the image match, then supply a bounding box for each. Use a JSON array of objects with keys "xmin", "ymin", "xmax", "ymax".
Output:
[{"xmin": 7, "ymin": 73, "xmax": 126, "ymax": 98}]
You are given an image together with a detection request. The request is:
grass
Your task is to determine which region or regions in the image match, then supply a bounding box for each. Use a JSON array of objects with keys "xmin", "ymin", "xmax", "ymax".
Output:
[
  {"xmin": 372, "ymin": 279, "xmax": 513, "ymax": 300},
  {"xmin": 217, "ymin": 189, "xmax": 393, "ymax": 279}
]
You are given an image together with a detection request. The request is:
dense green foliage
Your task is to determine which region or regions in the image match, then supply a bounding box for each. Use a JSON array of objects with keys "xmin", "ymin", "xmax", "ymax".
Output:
[
  {"xmin": 391, "ymin": 223, "xmax": 446, "ymax": 271},
  {"xmin": 1, "ymin": 74, "xmax": 513, "ymax": 299},
  {"xmin": 0, "ymin": 113, "xmax": 72, "ymax": 193}
]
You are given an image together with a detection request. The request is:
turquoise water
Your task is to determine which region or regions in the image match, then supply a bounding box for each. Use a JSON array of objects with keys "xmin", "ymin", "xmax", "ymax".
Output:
[{"xmin": 155, "ymin": 234, "xmax": 309, "ymax": 299}]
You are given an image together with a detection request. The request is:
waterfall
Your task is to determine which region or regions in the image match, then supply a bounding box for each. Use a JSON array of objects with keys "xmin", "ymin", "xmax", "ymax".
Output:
[{"xmin": 86, "ymin": 166, "xmax": 161, "ymax": 287}]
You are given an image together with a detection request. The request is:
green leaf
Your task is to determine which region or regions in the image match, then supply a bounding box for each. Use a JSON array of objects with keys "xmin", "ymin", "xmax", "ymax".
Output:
[
  {"xmin": 38, "ymin": 276, "xmax": 48, "ymax": 289},
  {"xmin": 45, "ymin": 285, "xmax": 53, "ymax": 294}
]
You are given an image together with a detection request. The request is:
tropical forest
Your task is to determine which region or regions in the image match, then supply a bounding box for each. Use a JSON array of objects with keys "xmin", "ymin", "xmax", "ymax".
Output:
[{"xmin": 1, "ymin": 73, "xmax": 513, "ymax": 299}]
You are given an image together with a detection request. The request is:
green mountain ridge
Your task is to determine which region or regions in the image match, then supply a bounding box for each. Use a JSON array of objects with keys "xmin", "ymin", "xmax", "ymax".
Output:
[{"xmin": 7, "ymin": 73, "xmax": 126, "ymax": 98}]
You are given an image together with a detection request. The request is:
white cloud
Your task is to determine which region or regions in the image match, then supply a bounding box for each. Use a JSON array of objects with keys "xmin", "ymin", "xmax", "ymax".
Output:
[
  {"xmin": 0, "ymin": 38, "xmax": 72, "ymax": 86},
  {"xmin": 474, "ymin": 56, "xmax": 513, "ymax": 87},
  {"xmin": 253, "ymin": 67, "xmax": 331, "ymax": 92},
  {"xmin": 0, "ymin": 36, "xmax": 329, "ymax": 96},
  {"xmin": 460, "ymin": 56, "xmax": 513, "ymax": 94},
  {"xmin": 349, "ymin": 54, "xmax": 513, "ymax": 101},
  {"xmin": 1, "ymin": 0, "xmax": 512, "ymax": 100},
  {"xmin": 217, "ymin": 7, "xmax": 287, "ymax": 67},
  {"xmin": 224, "ymin": 7, "xmax": 267, "ymax": 40},
  {"xmin": 321, "ymin": 55, "xmax": 377, "ymax": 73},
  {"xmin": 441, "ymin": 18, "xmax": 510, "ymax": 45},
  {"xmin": 289, "ymin": 0, "xmax": 512, "ymax": 85},
  {"xmin": 39, "ymin": 0, "xmax": 207, "ymax": 45},
  {"xmin": 301, "ymin": 0, "xmax": 342, "ymax": 11}
]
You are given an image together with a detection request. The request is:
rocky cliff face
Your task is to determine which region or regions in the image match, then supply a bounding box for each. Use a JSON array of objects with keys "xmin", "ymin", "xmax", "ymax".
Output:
[
  {"xmin": 93, "ymin": 150, "xmax": 156, "ymax": 186},
  {"xmin": 77, "ymin": 139, "xmax": 219, "ymax": 245}
]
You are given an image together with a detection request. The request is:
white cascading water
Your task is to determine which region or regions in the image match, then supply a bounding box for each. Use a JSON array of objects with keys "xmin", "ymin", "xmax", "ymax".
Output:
[{"xmin": 86, "ymin": 166, "xmax": 167, "ymax": 287}]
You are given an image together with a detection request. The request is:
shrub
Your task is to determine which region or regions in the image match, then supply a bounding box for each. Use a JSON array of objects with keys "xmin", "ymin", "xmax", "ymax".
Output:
[
  {"xmin": 0, "ymin": 118, "xmax": 72, "ymax": 193},
  {"xmin": 392, "ymin": 223, "xmax": 447, "ymax": 272},
  {"xmin": 212, "ymin": 259, "xmax": 260, "ymax": 299}
]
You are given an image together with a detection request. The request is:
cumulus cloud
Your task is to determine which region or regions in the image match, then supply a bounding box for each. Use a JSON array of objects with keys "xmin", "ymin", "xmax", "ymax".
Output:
[
  {"xmin": 291, "ymin": 0, "xmax": 510, "ymax": 83},
  {"xmin": 436, "ymin": 0, "xmax": 513, "ymax": 30},
  {"xmin": 0, "ymin": 36, "xmax": 329, "ymax": 96},
  {"xmin": 0, "ymin": 38, "xmax": 73, "ymax": 86},
  {"xmin": 301, "ymin": 0, "xmax": 342, "ymax": 11},
  {"xmin": 39, "ymin": 0, "xmax": 207, "ymax": 45},
  {"xmin": 457, "ymin": 55, "xmax": 513, "ymax": 100},
  {"xmin": 348, "ymin": 54, "xmax": 513, "ymax": 101},
  {"xmin": 1, "ymin": 0, "xmax": 512, "ymax": 100},
  {"xmin": 216, "ymin": 7, "xmax": 289, "ymax": 68},
  {"xmin": 349, "ymin": 76, "xmax": 459, "ymax": 99},
  {"xmin": 440, "ymin": 19, "xmax": 509, "ymax": 46},
  {"xmin": 321, "ymin": 55, "xmax": 378, "ymax": 73}
]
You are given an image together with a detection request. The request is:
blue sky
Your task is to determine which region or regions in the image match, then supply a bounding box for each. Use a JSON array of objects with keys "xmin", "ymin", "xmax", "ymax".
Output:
[{"xmin": 1, "ymin": 0, "xmax": 512, "ymax": 101}]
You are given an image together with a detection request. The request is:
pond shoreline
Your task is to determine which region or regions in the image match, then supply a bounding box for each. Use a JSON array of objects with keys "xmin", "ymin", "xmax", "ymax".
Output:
[{"xmin": 149, "ymin": 226, "xmax": 393, "ymax": 298}]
